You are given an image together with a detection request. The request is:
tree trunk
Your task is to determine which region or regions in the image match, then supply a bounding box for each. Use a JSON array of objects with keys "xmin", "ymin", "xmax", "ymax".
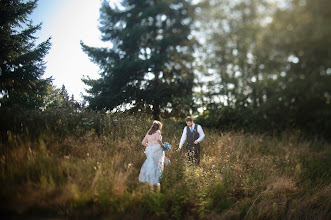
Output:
[{"xmin": 153, "ymin": 101, "xmax": 160, "ymax": 120}]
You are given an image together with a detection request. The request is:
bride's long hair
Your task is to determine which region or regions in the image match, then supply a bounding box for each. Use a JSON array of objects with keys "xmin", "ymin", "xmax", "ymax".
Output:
[{"xmin": 148, "ymin": 120, "xmax": 163, "ymax": 135}]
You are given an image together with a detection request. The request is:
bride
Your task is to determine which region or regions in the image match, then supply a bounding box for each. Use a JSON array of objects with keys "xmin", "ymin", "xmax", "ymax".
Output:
[{"xmin": 139, "ymin": 120, "xmax": 165, "ymax": 187}]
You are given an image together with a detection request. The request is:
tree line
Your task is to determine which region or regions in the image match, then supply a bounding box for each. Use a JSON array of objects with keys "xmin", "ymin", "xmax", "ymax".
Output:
[{"xmin": 0, "ymin": 0, "xmax": 330, "ymax": 139}]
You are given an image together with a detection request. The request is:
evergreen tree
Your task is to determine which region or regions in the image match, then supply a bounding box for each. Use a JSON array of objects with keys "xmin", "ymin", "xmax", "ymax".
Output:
[
  {"xmin": 81, "ymin": 0, "xmax": 196, "ymax": 119},
  {"xmin": 43, "ymin": 84, "xmax": 81, "ymax": 110},
  {"xmin": 0, "ymin": 0, "xmax": 52, "ymax": 109}
]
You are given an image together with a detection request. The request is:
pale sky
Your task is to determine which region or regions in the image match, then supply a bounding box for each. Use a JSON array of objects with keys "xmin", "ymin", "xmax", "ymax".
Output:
[{"xmin": 31, "ymin": 0, "xmax": 121, "ymax": 101}]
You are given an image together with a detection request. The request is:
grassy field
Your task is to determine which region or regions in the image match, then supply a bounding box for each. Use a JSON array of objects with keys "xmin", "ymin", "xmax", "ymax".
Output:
[{"xmin": 0, "ymin": 112, "xmax": 330, "ymax": 219}]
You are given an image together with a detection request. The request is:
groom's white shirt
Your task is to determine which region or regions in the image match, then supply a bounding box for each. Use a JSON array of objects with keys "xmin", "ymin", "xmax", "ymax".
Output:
[{"xmin": 179, "ymin": 123, "xmax": 205, "ymax": 149}]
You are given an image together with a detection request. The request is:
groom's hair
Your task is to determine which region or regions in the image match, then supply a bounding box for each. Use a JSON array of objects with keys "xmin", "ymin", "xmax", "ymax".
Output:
[{"xmin": 185, "ymin": 116, "xmax": 193, "ymax": 122}]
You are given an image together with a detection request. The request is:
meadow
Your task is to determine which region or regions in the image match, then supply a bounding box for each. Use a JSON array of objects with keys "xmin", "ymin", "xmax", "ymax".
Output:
[{"xmin": 0, "ymin": 111, "xmax": 330, "ymax": 219}]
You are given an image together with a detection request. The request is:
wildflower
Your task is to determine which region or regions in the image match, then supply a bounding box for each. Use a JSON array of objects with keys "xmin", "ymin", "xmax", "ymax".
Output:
[{"xmin": 87, "ymin": 153, "xmax": 90, "ymax": 157}]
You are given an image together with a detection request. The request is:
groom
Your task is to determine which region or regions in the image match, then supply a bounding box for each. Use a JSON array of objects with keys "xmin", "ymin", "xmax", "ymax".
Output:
[{"xmin": 177, "ymin": 116, "xmax": 205, "ymax": 165}]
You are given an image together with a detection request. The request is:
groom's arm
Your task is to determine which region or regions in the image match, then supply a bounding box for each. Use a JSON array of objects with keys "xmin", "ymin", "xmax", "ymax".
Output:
[
  {"xmin": 178, "ymin": 127, "xmax": 186, "ymax": 150},
  {"xmin": 195, "ymin": 125, "xmax": 205, "ymax": 144}
]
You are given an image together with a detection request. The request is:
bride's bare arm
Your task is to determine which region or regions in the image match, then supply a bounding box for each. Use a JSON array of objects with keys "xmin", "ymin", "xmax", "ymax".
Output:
[
  {"xmin": 142, "ymin": 134, "xmax": 148, "ymax": 147},
  {"xmin": 156, "ymin": 130, "xmax": 163, "ymax": 146}
]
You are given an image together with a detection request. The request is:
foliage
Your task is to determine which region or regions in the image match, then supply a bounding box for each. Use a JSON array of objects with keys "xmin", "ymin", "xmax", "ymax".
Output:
[
  {"xmin": 81, "ymin": 0, "xmax": 197, "ymax": 119},
  {"xmin": 43, "ymin": 84, "xmax": 81, "ymax": 110},
  {"xmin": 196, "ymin": 0, "xmax": 331, "ymax": 139},
  {"xmin": 0, "ymin": 0, "xmax": 52, "ymax": 110}
]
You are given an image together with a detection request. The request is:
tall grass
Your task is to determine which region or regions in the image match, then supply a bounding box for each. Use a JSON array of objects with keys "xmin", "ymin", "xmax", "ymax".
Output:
[{"xmin": 0, "ymin": 111, "xmax": 330, "ymax": 219}]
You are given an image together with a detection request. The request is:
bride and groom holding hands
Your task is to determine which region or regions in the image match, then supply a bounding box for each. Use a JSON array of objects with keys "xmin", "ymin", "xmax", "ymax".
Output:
[{"xmin": 138, "ymin": 116, "xmax": 205, "ymax": 187}]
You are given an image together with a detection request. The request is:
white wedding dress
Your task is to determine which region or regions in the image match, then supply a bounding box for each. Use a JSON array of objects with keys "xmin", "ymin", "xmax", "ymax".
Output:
[{"xmin": 139, "ymin": 130, "xmax": 165, "ymax": 186}]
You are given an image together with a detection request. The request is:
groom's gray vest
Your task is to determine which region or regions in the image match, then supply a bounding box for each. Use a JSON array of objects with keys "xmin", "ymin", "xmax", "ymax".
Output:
[
  {"xmin": 186, "ymin": 124, "xmax": 200, "ymax": 164},
  {"xmin": 187, "ymin": 124, "xmax": 199, "ymax": 146}
]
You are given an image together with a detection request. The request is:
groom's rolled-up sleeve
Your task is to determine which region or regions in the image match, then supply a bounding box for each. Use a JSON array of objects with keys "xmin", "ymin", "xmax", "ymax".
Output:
[
  {"xmin": 196, "ymin": 125, "xmax": 205, "ymax": 143},
  {"xmin": 179, "ymin": 127, "xmax": 186, "ymax": 149}
]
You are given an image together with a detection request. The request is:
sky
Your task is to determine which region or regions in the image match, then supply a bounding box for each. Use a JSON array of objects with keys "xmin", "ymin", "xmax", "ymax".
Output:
[
  {"xmin": 30, "ymin": 0, "xmax": 121, "ymax": 101},
  {"xmin": 29, "ymin": 0, "xmax": 285, "ymax": 105}
]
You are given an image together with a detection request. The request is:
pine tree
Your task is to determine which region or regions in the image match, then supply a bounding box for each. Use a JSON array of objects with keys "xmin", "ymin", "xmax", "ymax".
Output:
[
  {"xmin": 0, "ymin": 0, "xmax": 52, "ymax": 109},
  {"xmin": 81, "ymin": 0, "xmax": 196, "ymax": 119},
  {"xmin": 43, "ymin": 84, "xmax": 81, "ymax": 110}
]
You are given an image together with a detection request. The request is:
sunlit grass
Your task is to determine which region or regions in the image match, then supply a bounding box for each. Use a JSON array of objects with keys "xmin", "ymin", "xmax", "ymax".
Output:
[{"xmin": 0, "ymin": 112, "xmax": 330, "ymax": 219}]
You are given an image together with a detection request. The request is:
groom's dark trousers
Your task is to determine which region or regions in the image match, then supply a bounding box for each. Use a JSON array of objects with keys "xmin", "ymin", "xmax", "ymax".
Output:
[{"xmin": 186, "ymin": 124, "xmax": 200, "ymax": 165}]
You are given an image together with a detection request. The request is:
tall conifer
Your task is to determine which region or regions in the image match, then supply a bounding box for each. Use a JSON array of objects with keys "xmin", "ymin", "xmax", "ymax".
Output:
[
  {"xmin": 0, "ymin": 0, "xmax": 52, "ymax": 109},
  {"xmin": 81, "ymin": 0, "xmax": 196, "ymax": 119}
]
